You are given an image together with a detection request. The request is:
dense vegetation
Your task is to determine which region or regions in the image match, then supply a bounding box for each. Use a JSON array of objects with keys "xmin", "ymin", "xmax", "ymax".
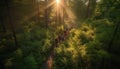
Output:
[{"xmin": 0, "ymin": 0, "xmax": 120, "ymax": 69}]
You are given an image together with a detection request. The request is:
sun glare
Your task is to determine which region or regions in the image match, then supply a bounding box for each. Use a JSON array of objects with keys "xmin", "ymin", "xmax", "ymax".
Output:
[{"xmin": 56, "ymin": 0, "xmax": 60, "ymax": 4}]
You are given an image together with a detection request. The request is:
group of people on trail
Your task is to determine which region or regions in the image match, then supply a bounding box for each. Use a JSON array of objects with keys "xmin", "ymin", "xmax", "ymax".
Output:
[
  {"xmin": 54, "ymin": 27, "xmax": 71, "ymax": 46},
  {"xmin": 53, "ymin": 22, "xmax": 75, "ymax": 47}
]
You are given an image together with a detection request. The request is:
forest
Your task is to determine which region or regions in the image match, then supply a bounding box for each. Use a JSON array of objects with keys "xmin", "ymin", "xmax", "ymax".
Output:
[{"xmin": 0, "ymin": 0, "xmax": 120, "ymax": 69}]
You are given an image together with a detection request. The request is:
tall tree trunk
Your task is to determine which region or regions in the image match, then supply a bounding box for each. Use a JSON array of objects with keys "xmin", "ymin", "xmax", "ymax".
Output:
[
  {"xmin": 101, "ymin": 20, "xmax": 120, "ymax": 69},
  {"xmin": 33, "ymin": 0, "xmax": 37, "ymax": 22},
  {"xmin": 0, "ymin": 16, "xmax": 6, "ymax": 32},
  {"xmin": 37, "ymin": 0, "xmax": 40, "ymax": 23},
  {"xmin": 45, "ymin": 0, "xmax": 48, "ymax": 28},
  {"xmin": 86, "ymin": 0, "xmax": 96, "ymax": 18},
  {"xmin": 5, "ymin": 0, "xmax": 18, "ymax": 48},
  {"xmin": 108, "ymin": 22, "xmax": 120, "ymax": 52},
  {"xmin": 86, "ymin": 0, "xmax": 90, "ymax": 18},
  {"xmin": 62, "ymin": 0, "xmax": 66, "ymax": 24}
]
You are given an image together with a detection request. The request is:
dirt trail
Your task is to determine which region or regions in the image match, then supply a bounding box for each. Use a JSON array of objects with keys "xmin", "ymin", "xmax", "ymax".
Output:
[{"xmin": 44, "ymin": 48, "xmax": 55, "ymax": 69}]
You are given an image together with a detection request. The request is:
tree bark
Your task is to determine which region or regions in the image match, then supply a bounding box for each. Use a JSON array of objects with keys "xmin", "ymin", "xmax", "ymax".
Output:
[
  {"xmin": 5, "ymin": 0, "xmax": 18, "ymax": 48},
  {"xmin": 86, "ymin": 0, "xmax": 96, "ymax": 18},
  {"xmin": 37, "ymin": 0, "xmax": 41, "ymax": 23},
  {"xmin": 108, "ymin": 21, "xmax": 120, "ymax": 52},
  {"xmin": 45, "ymin": 0, "xmax": 48, "ymax": 28},
  {"xmin": 101, "ymin": 20, "xmax": 120, "ymax": 69},
  {"xmin": 0, "ymin": 16, "xmax": 6, "ymax": 32}
]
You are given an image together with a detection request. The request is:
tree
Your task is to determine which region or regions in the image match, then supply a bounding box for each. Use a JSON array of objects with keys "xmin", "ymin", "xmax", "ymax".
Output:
[
  {"xmin": 0, "ymin": 16, "xmax": 6, "ymax": 32},
  {"xmin": 96, "ymin": 0, "xmax": 120, "ymax": 69},
  {"xmin": 5, "ymin": 0, "xmax": 18, "ymax": 50},
  {"xmin": 86, "ymin": 0, "xmax": 96, "ymax": 18},
  {"xmin": 45, "ymin": 0, "xmax": 49, "ymax": 28}
]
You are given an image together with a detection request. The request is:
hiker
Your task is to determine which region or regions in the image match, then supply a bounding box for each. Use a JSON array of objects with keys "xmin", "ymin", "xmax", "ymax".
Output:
[
  {"xmin": 61, "ymin": 34, "xmax": 65, "ymax": 41},
  {"xmin": 55, "ymin": 37, "xmax": 58, "ymax": 45},
  {"xmin": 58, "ymin": 35, "xmax": 62, "ymax": 42},
  {"xmin": 64, "ymin": 30, "xmax": 67, "ymax": 37}
]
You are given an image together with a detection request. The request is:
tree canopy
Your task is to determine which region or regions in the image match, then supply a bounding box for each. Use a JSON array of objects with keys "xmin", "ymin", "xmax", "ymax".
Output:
[{"xmin": 0, "ymin": 0, "xmax": 120, "ymax": 69}]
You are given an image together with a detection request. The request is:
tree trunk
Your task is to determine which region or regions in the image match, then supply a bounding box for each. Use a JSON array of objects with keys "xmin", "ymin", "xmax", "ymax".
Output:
[
  {"xmin": 5, "ymin": 0, "xmax": 18, "ymax": 48},
  {"xmin": 45, "ymin": 0, "xmax": 49, "ymax": 28},
  {"xmin": 108, "ymin": 22, "xmax": 120, "ymax": 52},
  {"xmin": 101, "ymin": 20, "xmax": 120, "ymax": 69},
  {"xmin": 37, "ymin": 0, "xmax": 40, "ymax": 23},
  {"xmin": 0, "ymin": 16, "xmax": 6, "ymax": 32},
  {"xmin": 86, "ymin": 0, "xmax": 96, "ymax": 18}
]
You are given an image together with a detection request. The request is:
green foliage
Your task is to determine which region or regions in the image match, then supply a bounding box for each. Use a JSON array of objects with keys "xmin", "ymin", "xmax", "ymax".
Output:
[
  {"xmin": 12, "ymin": 55, "xmax": 37, "ymax": 69},
  {"xmin": 0, "ymin": 0, "xmax": 120, "ymax": 69}
]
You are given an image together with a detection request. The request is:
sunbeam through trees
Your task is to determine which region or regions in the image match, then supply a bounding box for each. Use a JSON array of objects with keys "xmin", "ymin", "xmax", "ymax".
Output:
[{"xmin": 0, "ymin": 0, "xmax": 120, "ymax": 69}]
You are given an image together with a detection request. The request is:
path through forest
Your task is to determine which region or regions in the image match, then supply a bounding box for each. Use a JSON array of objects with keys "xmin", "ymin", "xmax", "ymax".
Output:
[
  {"xmin": 44, "ymin": 22, "xmax": 76, "ymax": 69},
  {"xmin": 43, "ymin": 1, "xmax": 76, "ymax": 68}
]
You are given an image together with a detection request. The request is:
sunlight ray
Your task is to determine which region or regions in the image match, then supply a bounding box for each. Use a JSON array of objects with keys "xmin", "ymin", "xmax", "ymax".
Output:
[{"xmin": 45, "ymin": 1, "xmax": 56, "ymax": 9}]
